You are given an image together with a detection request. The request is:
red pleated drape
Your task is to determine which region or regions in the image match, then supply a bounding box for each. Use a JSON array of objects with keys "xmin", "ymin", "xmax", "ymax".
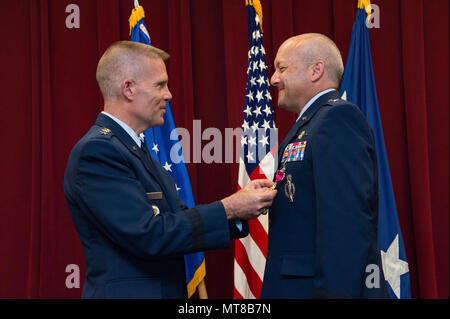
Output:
[
  {"xmin": 0, "ymin": 0, "xmax": 447, "ymax": 299},
  {"xmin": 400, "ymin": 0, "xmax": 438, "ymax": 298}
]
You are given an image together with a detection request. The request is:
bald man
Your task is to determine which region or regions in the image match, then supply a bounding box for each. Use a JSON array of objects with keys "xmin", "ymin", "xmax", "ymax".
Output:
[
  {"xmin": 261, "ymin": 34, "xmax": 388, "ymax": 298},
  {"xmin": 63, "ymin": 41, "xmax": 276, "ymax": 298}
]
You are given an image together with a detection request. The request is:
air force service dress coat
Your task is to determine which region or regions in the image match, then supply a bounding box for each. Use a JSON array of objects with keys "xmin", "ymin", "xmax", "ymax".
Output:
[
  {"xmin": 261, "ymin": 90, "xmax": 389, "ymax": 298},
  {"xmin": 64, "ymin": 113, "xmax": 248, "ymax": 298}
]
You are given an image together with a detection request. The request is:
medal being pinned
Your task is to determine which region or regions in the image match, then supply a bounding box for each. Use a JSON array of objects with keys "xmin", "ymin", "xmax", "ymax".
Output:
[{"xmin": 261, "ymin": 165, "xmax": 286, "ymax": 215}]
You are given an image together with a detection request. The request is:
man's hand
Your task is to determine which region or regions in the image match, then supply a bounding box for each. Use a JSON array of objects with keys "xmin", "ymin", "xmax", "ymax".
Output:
[{"xmin": 221, "ymin": 179, "xmax": 277, "ymax": 220}]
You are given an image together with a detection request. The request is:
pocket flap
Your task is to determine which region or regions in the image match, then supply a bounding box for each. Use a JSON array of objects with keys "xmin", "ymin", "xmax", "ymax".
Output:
[{"xmin": 280, "ymin": 252, "xmax": 315, "ymax": 277}]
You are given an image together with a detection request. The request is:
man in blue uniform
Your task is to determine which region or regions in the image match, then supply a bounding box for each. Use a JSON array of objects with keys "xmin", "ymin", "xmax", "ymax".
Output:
[
  {"xmin": 64, "ymin": 41, "xmax": 276, "ymax": 298},
  {"xmin": 261, "ymin": 34, "xmax": 388, "ymax": 298}
]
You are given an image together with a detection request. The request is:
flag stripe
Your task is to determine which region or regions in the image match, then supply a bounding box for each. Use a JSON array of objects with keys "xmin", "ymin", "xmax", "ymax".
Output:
[
  {"xmin": 247, "ymin": 218, "xmax": 268, "ymax": 257},
  {"xmin": 258, "ymin": 150, "xmax": 277, "ymax": 181},
  {"xmin": 237, "ymin": 234, "xmax": 266, "ymax": 280},
  {"xmin": 237, "ymin": 159, "xmax": 251, "ymax": 189},
  {"xmin": 233, "ymin": 286, "xmax": 244, "ymax": 299},
  {"xmin": 234, "ymin": 260, "xmax": 256, "ymax": 299},
  {"xmin": 234, "ymin": 244, "xmax": 260, "ymax": 298}
]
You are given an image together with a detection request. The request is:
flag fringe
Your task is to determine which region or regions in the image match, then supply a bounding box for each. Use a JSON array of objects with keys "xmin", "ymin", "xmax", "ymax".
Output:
[
  {"xmin": 187, "ymin": 259, "xmax": 206, "ymax": 298},
  {"xmin": 357, "ymin": 0, "xmax": 372, "ymax": 16},
  {"xmin": 129, "ymin": 5, "xmax": 145, "ymax": 35},
  {"xmin": 245, "ymin": 0, "xmax": 263, "ymax": 32}
]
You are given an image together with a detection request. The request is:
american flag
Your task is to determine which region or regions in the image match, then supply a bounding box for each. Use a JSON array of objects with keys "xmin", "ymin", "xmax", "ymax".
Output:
[{"xmin": 234, "ymin": 0, "xmax": 277, "ymax": 299}]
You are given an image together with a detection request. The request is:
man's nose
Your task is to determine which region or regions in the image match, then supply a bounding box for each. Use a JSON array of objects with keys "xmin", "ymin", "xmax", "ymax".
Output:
[
  {"xmin": 271, "ymin": 71, "xmax": 280, "ymax": 87},
  {"xmin": 164, "ymin": 87, "xmax": 172, "ymax": 101}
]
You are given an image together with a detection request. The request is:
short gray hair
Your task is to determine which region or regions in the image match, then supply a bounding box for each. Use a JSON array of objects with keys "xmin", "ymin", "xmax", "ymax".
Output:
[
  {"xmin": 96, "ymin": 41, "xmax": 169, "ymax": 100},
  {"xmin": 297, "ymin": 33, "xmax": 344, "ymax": 87}
]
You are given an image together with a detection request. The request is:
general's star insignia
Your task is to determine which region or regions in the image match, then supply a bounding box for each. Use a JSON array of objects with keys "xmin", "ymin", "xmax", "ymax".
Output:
[{"xmin": 100, "ymin": 128, "xmax": 111, "ymax": 135}]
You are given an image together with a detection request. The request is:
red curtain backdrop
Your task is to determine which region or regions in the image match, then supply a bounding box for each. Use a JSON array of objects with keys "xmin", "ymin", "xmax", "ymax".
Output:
[{"xmin": 0, "ymin": 0, "xmax": 447, "ymax": 299}]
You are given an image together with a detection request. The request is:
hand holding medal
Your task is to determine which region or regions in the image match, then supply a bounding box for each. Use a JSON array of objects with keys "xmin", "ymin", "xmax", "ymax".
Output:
[{"xmin": 262, "ymin": 165, "xmax": 286, "ymax": 215}]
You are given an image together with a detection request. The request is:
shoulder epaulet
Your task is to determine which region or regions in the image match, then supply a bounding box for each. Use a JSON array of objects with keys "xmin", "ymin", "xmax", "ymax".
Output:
[
  {"xmin": 99, "ymin": 128, "xmax": 112, "ymax": 135},
  {"xmin": 94, "ymin": 127, "xmax": 114, "ymax": 140},
  {"xmin": 324, "ymin": 98, "xmax": 348, "ymax": 107}
]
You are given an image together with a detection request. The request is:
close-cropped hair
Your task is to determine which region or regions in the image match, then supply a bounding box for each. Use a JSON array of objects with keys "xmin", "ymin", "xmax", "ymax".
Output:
[{"xmin": 96, "ymin": 41, "xmax": 169, "ymax": 100}]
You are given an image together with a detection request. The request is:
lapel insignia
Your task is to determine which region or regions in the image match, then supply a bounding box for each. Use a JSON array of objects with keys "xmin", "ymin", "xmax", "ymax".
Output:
[
  {"xmin": 297, "ymin": 130, "xmax": 307, "ymax": 140},
  {"xmin": 100, "ymin": 128, "xmax": 112, "ymax": 135},
  {"xmin": 301, "ymin": 116, "xmax": 307, "ymax": 121}
]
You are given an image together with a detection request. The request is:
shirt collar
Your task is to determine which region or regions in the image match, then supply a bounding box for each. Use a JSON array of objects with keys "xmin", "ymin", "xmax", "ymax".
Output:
[
  {"xmin": 296, "ymin": 88, "xmax": 336, "ymax": 122},
  {"xmin": 101, "ymin": 111, "xmax": 143, "ymax": 147}
]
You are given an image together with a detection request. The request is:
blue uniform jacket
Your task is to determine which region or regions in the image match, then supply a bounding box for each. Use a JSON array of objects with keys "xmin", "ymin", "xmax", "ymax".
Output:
[
  {"xmin": 64, "ymin": 113, "xmax": 248, "ymax": 298},
  {"xmin": 261, "ymin": 90, "xmax": 388, "ymax": 298}
]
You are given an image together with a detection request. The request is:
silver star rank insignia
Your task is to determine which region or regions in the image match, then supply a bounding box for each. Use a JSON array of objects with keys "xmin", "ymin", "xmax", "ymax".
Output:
[{"xmin": 100, "ymin": 128, "xmax": 111, "ymax": 135}]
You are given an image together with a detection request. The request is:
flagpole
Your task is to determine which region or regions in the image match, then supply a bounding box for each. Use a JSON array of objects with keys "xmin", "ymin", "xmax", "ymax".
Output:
[{"xmin": 197, "ymin": 280, "xmax": 208, "ymax": 299}]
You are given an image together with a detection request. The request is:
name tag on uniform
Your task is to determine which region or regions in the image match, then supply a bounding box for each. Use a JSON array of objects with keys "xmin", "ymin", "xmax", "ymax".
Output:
[
  {"xmin": 146, "ymin": 192, "xmax": 163, "ymax": 200},
  {"xmin": 281, "ymin": 141, "xmax": 307, "ymax": 163}
]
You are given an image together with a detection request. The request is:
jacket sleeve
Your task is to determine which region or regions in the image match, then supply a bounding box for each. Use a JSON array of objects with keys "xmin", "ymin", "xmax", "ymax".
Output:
[
  {"xmin": 73, "ymin": 138, "xmax": 231, "ymax": 259},
  {"xmin": 311, "ymin": 104, "xmax": 378, "ymax": 298}
]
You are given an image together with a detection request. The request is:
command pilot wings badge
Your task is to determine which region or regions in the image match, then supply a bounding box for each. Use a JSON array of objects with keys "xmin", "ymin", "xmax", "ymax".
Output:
[{"xmin": 297, "ymin": 130, "xmax": 307, "ymax": 140}]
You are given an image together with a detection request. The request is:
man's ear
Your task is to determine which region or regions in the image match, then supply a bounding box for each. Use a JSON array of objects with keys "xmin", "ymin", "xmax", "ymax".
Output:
[
  {"xmin": 121, "ymin": 78, "xmax": 135, "ymax": 101},
  {"xmin": 310, "ymin": 60, "xmax": 325, "ymax": 82}
]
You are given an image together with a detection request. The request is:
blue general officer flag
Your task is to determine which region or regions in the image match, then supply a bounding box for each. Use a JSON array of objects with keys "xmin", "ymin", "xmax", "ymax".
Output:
[
  {"xmin": 339, "ymin": 0, "xmax": 410, "ymax": 299},
  {"xmin": 129, "ymin": 4, "xmax": 206, "ymax": 298}
]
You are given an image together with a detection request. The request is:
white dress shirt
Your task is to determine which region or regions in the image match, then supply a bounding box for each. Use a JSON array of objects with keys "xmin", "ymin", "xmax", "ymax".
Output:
[{"xmin": 101, "ymin": 111, "xmax": 142, "ymax": 147}]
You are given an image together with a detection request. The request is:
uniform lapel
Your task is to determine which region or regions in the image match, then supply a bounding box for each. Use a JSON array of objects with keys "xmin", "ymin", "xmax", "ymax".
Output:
[
  {"xmin": 277, "ymin": 90, "xmax": 341, "ymax": 165},
  {"xmin": 95, "ymin": 113, "xmax": 164, "ymax": 187}
]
